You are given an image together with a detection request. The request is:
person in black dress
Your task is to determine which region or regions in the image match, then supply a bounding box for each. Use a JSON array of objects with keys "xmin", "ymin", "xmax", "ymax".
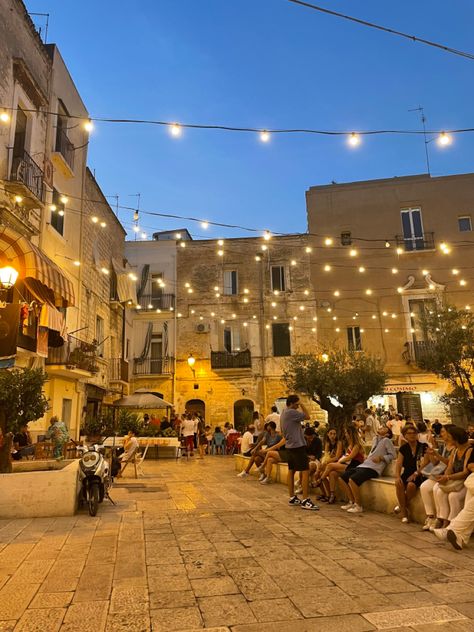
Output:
[{"xmin": 395, "ymin": 424, "xmax": 428, "ymax": 523}]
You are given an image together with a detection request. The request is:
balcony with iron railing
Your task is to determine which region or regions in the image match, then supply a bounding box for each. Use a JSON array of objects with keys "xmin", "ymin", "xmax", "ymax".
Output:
[
  {"xmin": 395, "ymin": 232, "xmax": 435, "ymax": 252},
  {"xmin": 136, "ymin": 294, "xmax": 175, "ymax": 311},
  {"xmin": 8, "ymin": 148, "xmax": 44, "ymax": 203},
  {"xmin": 133, "ymin": 356, "xmax": 174, "ymax": 376},
  {"xmin": 46, "ymin": 335, "xmax": 99, "ymax": 374},
  {"xmin": 211, "ymin": 349, "xmax": 252, "ymax": 370},
  {"xmin": 54, "ymin": 128, "xmax": 75, "ymax": 171},
  {"xmin": 403, "ymin": 340, "xmax": 434, "ymax": 365},
  {"xmin": 109, "ymin": 358, "xmax": 129, "ymax": 382}
]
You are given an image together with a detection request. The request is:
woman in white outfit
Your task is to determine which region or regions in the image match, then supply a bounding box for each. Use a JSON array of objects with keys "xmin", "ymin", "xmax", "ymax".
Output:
[
  {"xmin": 431, "ymin": 426, "xmax": 472, "ymax": 531},
  {"xmin": 420, "ymin": 425, "xmax": 455, "ymax": 531},
  {"xmin": 434, "ymin": 467, "xmax": 474, "ymax": 549}
]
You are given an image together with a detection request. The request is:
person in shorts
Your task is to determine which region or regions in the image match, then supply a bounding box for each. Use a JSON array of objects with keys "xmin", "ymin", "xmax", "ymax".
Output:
[{"xmin": 280, "ymin": 395, "xmax": 319, "ymax": 510}]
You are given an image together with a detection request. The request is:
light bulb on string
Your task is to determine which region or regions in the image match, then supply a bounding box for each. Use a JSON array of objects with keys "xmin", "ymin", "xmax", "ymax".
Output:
[
  {"xmin": 58, "ymin": 210, "xmax": 64, "ymax": 217},
  {"xmin": 201, "ymin": 221, "xmax": 209, "ymax": 229},
  {"xmin": 263, "ymin": 230, "xmax": 271, "ymax": 241},
  {"xmin": 358, "ymin": 266, "xmax": 365, "ymax": 273},
  {"xmin": 324, "ymin": 238, "xmax": 333, "ymax": 246},
  {"xmin": 73, "ymin": 260, "xmax": 81, "ymax": 267},
  {"xmin": 84, "ymin": 119, "xmax": 93, "ymax": 132},
  {"xmin": 14, "ymin": 195, "xmax": 23, "ymax": 203},
  {"xmin": 0, "ymin": 111, "xmax": 10, "ymax": 123},
  {"xmin": 141, "ymin": 232, "xmax": 147, "ymax": 239},
  {"xmin": 391, "ymin": 268, "xmax": 398, "ymax": 274},
  {"xmin": 452, "ymin": 269, "xmax": 459, "ymax": 275},
  {"xmin": 50, "ymin": 204, "xmax": 57, "ymax": 212},
  {"xmin": 133, "ymin": 210, "xmax": 139, "ymax": 222},
  {"xmin": 323, "ymin": 264, "xmax": 331, "ymax": 272},
  {"xmin": 133, "ymin": 225, "xmax": 140, "ymax": 233},
  {"xmin": 437, "ymin": 132, "xmax": 451, "ymax": 146},
  {"xmin": 348, "ymin": 132, "xmax": 361, "ymax": 147},
  {"xmin": 100, "ymin": 221, "xmax": 106, "ymax": 228},
  {"xmin": 91, "ymin": 216, "xmax": 98, "ymax": 223},
  {"xmin": 349, "ymin": 249, "xmax": 358, "ymax": 257},
  {"xmin": 385, "ymin": 241, "xmax": 390, "ymax": 248},
  {"xmin": 291, "ymin": 260, "xmax": 297, "ymax": 266},
  {"xmin": 260, "ymin": 130, "xmax": 270, "ymax": 143},
  {"xmin": 60, "ymin": 196, "xmax": 68, "ymax": 204},
  {"xmin": 396, "ymin": 247, "xmax": 403, "ymax": 255},
  {"xmin": 170, "ymin": 123, "xmax": 181, "ymax": 137}
]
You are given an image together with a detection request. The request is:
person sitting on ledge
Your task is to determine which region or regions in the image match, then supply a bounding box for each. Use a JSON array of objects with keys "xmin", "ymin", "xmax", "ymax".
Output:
[
  {"xmin": 12, "ymin": 423, "xmax": 34, "ymax": 460},
  {"xmin": 295, "ymin": 427, "xmax": 322, "ymax": 495},
  {"xmin": 237, "ymin": 422, "xmax": 281, "ymax": 478},
  {"xmin": 338, "ymin": 425, "xmax": 396, "ymax": 513},
  {"xmin": 239, "ymin": 424, "xmax": 255, "ymax": 458},
  {"xmin": 434, "ymin": 461, "xmax": 474, "ymax": 549},
  {"xmin": 395, "ymin": 424, "xmax": 428, "ymax": 523}
]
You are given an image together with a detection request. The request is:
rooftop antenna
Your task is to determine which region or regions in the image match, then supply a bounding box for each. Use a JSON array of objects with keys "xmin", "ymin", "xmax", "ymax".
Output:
[
  {"xmin": 29, "ymin": 12, "xmax": 50, "ymax": 43},
  {"xmin": 408, "ymin": 106, "xmax": 430, "ymax": 175}
]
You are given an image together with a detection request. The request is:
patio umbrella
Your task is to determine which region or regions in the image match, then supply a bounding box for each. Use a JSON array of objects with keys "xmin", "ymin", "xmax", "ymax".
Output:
[{"xmin": 113, "ymin": 392, "xmax": 173, "ymax": 409}]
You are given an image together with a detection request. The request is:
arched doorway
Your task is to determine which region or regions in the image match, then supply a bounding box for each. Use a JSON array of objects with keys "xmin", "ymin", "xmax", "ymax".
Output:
[
  {"xmin": 185, "ymin": 399, "xmax": 205, "ymax": 419},
  {"xmin": 233, "ymin": 399, "xmax": 255, "ymax": 431}
]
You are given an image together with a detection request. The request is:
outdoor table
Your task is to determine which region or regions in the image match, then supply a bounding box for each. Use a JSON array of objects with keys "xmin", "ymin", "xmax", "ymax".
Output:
[{"xmin": 102, "ymin": 437, "xmax": 180, "ymax": 458}]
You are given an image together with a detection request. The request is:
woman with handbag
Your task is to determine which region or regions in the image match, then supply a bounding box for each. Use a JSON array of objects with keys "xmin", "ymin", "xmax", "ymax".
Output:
[
  {"xmin": 420, "ymin": 424, "xmax": 456, "ymax": 531},
  {"xmin": 431, "ymin": 426, "xmax": 473, "ymax": 531},
  {"xmin": 433, "ymin": 464, "xmax": 474, "ymax": 549},
  {"xmin": 395, "ymin": 424, "xmax": 429, "ymax": 523}
]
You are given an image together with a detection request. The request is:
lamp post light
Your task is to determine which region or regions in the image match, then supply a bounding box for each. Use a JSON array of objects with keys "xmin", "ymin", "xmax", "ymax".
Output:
[
  {"xmin": 0, "ymin": 265, "xmax": 19, "ymax": 308},
  {"xmin": 187, "ymin": 354, "xmax": 196, "ymax": 378}
]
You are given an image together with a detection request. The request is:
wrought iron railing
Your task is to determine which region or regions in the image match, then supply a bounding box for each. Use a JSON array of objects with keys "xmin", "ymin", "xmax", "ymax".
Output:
[
  {"xmin": 47, "ymin": 335, "xmax": 99, "ymax": 373},
  {"xmin": 133, "ymin": 356, "xmax": 174, "ymax": 375},
  {"xmin": 403, "ymin": 340, "xmax": 434, "ymax": 365},
  {"xmin": 395, "ymin": 232, "xmax": 435, "ymax": 252},
  {"xmin": 136, "ymin": 294, "xmax": 175, "ymax": 311},
  {"xmin": 54, "ymin": 128, "xmax": 75, "ymax": 170},
  {"xmin": 10, "ymin": 149, "xmax": 44, "ymax": 202},
  {"xmin": 211, "ymin": 349, "xmax": 252, "ymax": 369},
  {"xmin": 109, "ymin": 358, "xmax": 129, "ymax": 382}
]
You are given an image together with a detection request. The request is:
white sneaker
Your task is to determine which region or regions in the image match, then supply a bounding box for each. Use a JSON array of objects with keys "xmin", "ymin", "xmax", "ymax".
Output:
[
  {"xmin": 347, "ymin": 504, "xmax": 363, "ymax": 513},
  {"xmin": 258, "ymin": 472, "xmax": 266, "ymax": 481},
  {"xmin": 433, "ymin": 527, "xmax": 447, "ymax": 541},
  {"xmin": 294, "ymin": 485, "xmax": 303, "ymax": 495},
  {"xmin": 393, "ymin": 505, "xmax": 400, "ymax": 514},
  {"xmin": 341, "ymin": 502, "xmax": 354, "ymax": 510},
  {"xmin": 260, "ymin": 476, "xmax": 272, "ymax": 485},
  {"xmin": 237, "ymin": 471, "xmax": 249, "ymax": 478}
]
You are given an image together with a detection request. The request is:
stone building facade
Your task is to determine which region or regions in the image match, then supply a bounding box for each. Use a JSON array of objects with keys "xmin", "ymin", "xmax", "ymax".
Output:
[
  {"xmin": 306, "ymin": 173, "xmax": 474, "ymax": 423},
  {"xmin": 0, "ymin": 0, "xmax": 133, "ymax": 438},
  {"xmin": 173, "ymin": 234, "xmax": 320, "ymax": 426}
]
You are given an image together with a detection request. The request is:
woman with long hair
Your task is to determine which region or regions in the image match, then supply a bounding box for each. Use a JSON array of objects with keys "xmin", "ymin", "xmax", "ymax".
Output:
[
  {"xmin": 320, "ymin": 425, "xmax": 365, "ymax": 504},
  {"xmin": 395, "ymin": 424, "xmax": 428, "ymax": 523},
  {"xmin": 314, "ymin": 427, "xmax": 342, "ymax": 501}
]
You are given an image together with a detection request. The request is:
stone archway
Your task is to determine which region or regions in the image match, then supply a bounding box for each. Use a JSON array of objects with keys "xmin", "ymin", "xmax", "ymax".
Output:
[
  {"xmin": 233, "ymin": 399, "xmax": 255, "ymax": 432},
  {"xmin": 185, "ymin": 399, "xmax": 205, "ymax": 420}
]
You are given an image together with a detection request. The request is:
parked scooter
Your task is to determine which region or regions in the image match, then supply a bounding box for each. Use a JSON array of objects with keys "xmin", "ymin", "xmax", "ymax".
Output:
[{"xmin": 78, "ymin": 445, "xmax": 113, "ymax": 516}]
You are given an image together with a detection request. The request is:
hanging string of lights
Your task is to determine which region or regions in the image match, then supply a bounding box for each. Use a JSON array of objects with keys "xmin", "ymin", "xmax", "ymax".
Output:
[{"xmin": 0, "ymin": 105, "xmax": 468, "ymax": 148}]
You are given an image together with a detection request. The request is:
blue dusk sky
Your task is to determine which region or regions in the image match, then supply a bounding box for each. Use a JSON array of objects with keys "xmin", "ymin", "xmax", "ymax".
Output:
[{"xmin": 25, "ymin": 0, "xmax": 474, "ymax": 239}]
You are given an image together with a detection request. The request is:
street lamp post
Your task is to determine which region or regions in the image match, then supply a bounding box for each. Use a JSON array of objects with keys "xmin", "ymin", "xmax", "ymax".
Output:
[
  {"xmin": 187, "ymin": 354, "xmax": 196, "ymax": 379},
  {"xmin": 0, "ymin": 265, "xmax": 19, "ymax": 308}
]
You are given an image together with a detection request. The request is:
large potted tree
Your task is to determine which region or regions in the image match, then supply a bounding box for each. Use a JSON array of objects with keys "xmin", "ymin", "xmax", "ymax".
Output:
[
  {"xmin": 0, "ymin": 368, "xmax": 49, "ymax": 473},
  {"xmin": 283, "ymin": 349, "xmax": 387, "ymax": 428}
]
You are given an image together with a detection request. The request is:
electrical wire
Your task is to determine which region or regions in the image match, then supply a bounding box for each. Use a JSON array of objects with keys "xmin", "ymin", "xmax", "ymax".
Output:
[{"xmin": 286, "ymin": 0, "xmax": 474, "ymax": 61}]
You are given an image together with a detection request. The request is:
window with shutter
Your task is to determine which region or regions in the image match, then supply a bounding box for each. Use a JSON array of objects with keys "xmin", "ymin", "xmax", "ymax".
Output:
[
  {"xmin": 272, "ymin": 323, "xmax": 291, "ymax": 357},
  {"xmin": 271, "ymin": 266, "xmax": 286, "ymax": 292},
  {"xmin": 223, "ymin": 270, "xmax": 238, "ymax": 295},
  {"xmin": 347, "ymin": 326, "xmax": 362, "ymax": 351}
]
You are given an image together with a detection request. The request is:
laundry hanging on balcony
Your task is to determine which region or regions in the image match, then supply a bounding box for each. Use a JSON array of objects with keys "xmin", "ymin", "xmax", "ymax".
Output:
[
  {"xmin": 0, "ymin": 225, "xmax": 75, "ymax": 306},
  {"xmin": 135, "ymin": 322, "xmax": 153, "ymax": 364},
  {"xmin": 137, "ymin": 264, "xmax": 149, "ymax": 301},
  {"xmin": 111, "ymin": 258, "xmax": 138, "ymax": 304}
]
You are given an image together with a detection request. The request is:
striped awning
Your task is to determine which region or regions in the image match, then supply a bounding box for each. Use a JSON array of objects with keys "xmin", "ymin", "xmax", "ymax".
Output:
[{"xmin": 0, "ymin": 225, "xmax": 75, "ymax": 306}]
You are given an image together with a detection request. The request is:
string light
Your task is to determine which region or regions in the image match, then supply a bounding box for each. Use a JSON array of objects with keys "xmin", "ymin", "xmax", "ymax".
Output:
[
  {"xmin": 396, "ymin": 247, "xmax": 403, "ymax": 255},
  {"xmin": 217, "ymin": 239, "xmax": 224, "ymax": 246},
  {"xmin": 141, "ymin": 232, "xmax": 147, "ymax": 239},
  {"xmin": 437, "ymin": 132, "xmax": 451, "ymax": 146},
  {"xmin": 323, "ymin": 264, "xmax": 331, "ymax": 272},
  {"xmin": 304, "ymin": 289, "xmax": 309, "ymax": 295},
  {"xmin": 263, "ymin": 230, "xmax": 271, "ymax": 240},
  {"xmin": 217, "ymin": 249, "xmax": 224, "ymax": 256},
  {"xmin": 133, "ymin": 225, "xmax": 140, "ymax": 233},
  {"xmin": 73, "ymin": 260, "xmax": 81, "ymax": 267},
  {"xmin": 84, "ymin": 119, "xmax": 93, "ymax": 132},
  {"xmin": 324, "ymin": 238, "xmax": 333, "ymax": 246},
  {"xmin": 0, "ymin": 111, "xmax": 9, "ymax": 123},
  {"xmin": 201, "ymin": 221, "xmax": 209, "ymax": 229},
  {"xmin": 291, "ymin": 260, "xmax": 297, "ymax": 266},
  {"xmin": 101, "ymin": 267, "xmax": 109, "ymax": 275},
  {"xmin": 60, "ymin": 196, "xmax": 68, "ymax": 204},
  {"xmin": 365, "ymin": 289, "xmax": 373, "ymax": 295},
  {"xmin": 440, "ymin": 242, "xmax": 451, "ymax": 254},
  {"xmin": 305, "ymin": 246, "xmax": 312, "ymax": 253},
  {"xmin": 128, "ymin": 273, "xmax": 137, "ymax": 281},
  {"xmin": 180, "ymin": 241, "xmax": 186, "ymax": 248},
  {"xmin": 100, "ymin": 221, "xmax": 107, "ymax": 228},
  {"xmin": 58, "ymin": 210, "xmax": 64, "ymax": 217},
  {"xmin": 460, "ymin": 279, "xmax": 467, "ymax": 286},
  {"xmin": 422, "ymin": 269, "xmax": 429, "ymax": 275},
  {"xmin": 170, "ymin": 123, "xmax": 181, "ymax": 137},
  {"xmin": 255, "ymin": 255, "xmax": 261, "ymax": 262},
  {"xmin": 91, "ymin": 216, "xmax": 99, "ymax": 223},
  {"xmin": 349, "ymin": 248, "xmax": 358, "ymax": 257},
  {"xmin": 261, "ymin": 244, "xmax": 268, "ymax": 251},
  {"xmin": 397, "ymin": 287, "xmax": 404, "ymax": 293},
  {"xmin": 14, "ymin": 195, "xmax": 23, "ymax": 203},
  {"xmin": 385, "ymin": 241, "xmax": 391, "ymax": 248},
  {"xmin": 348, "ymin": 132, "xmax": 360, "ymax": 147},
  {"xmin": 358, "ymin": 266, "xmax": 365, "ymax": 273},
  {"xmin": 50, "ymin": 204, "xmax": 57, "ymax": 212},
  {"xmin": 391, "ymin": 268, "xmax": 398, "ymax": 274},
  {"xmin": 260, "ymin": 130, "xmax": 270, "ymax": 142},
  {"xmin": 175, "ymin": 233, "xmax": 182, "ymax": 239},
  {"xmin": 333, "ymin": 290, "xmax": 340, "ymax": 297},
  {"xmin": 452, "ymin": 269, "xmax": 459, "ymax": 275}
]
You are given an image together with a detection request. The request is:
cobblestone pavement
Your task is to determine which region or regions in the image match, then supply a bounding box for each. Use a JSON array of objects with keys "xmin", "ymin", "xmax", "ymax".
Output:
[{"xmin": 0, "ymin": 457, "xmax": 473, "ymax": 631}]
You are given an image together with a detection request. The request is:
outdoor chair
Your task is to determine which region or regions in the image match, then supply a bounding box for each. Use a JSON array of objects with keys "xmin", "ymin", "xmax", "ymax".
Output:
[
  {"xmin": 226, "ymin": 432, "xmax": 241, "ymax": 455},
  {"xmin": 34, "ymin": 441, "xmax": 54, "ymax": 460},
  {"xmin": 62, "ymin": 441, "xmax": 80, "ymax": 459},
  {"xmin": 212, "ymin": 434, "xmax": 226, "ymax": 455}
]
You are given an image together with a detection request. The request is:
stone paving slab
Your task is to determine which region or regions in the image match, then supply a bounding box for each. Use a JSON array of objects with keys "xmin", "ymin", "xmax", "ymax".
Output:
[{"xmin": 0, "ymin": 458, "xmax": 472, "ymax": 631}]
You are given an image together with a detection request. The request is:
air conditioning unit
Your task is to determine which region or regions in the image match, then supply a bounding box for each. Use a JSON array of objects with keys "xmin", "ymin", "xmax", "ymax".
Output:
[{"xmin": 195, "ymin": 323, "xmax": 210, "ymax": 334}]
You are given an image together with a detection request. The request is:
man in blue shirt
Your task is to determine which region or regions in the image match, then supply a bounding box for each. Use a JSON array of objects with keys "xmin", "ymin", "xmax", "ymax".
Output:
[{"xmin": 280, "ymin": 394, "xmax": 319, "ymax": 511}]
